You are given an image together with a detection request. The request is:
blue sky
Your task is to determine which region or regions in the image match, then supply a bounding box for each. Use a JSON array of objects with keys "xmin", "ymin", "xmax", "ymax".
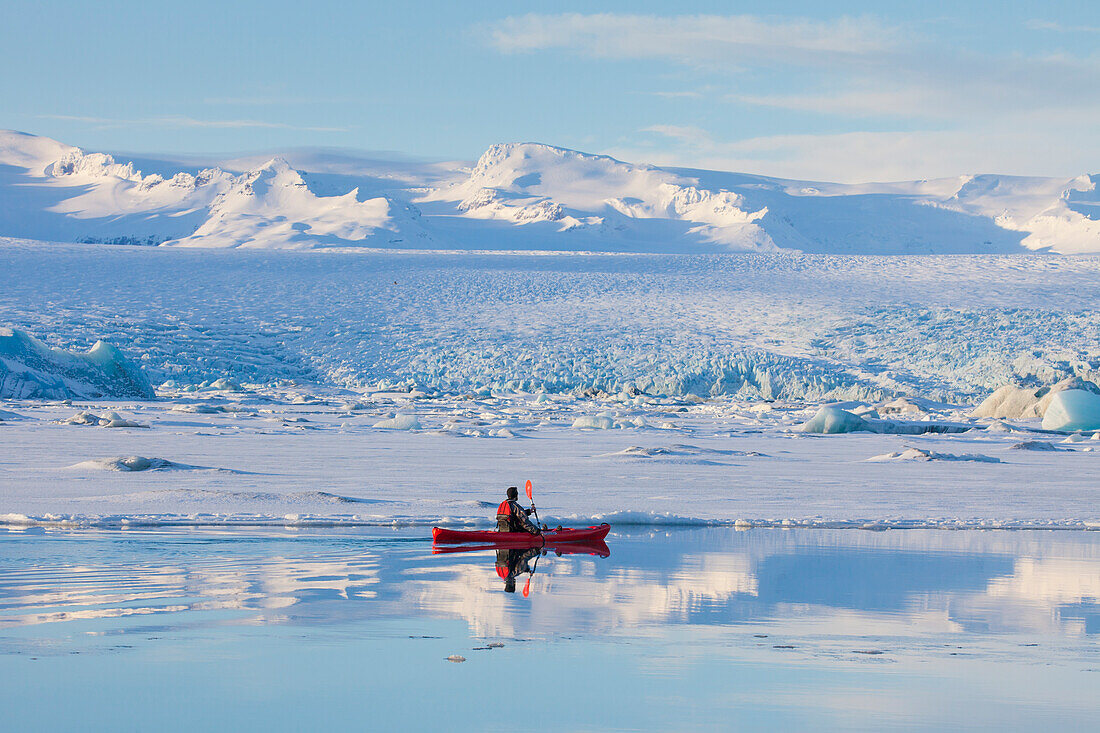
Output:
[{"xmin": 3, "ymin": 1, "xmax": 1099, "ymax": 181}]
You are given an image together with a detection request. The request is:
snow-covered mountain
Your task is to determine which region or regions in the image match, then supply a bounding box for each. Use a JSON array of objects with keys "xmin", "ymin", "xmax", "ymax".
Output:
[{"xmin": 1, "ymin": 129, "xmax": 1098, "ymax": 253}]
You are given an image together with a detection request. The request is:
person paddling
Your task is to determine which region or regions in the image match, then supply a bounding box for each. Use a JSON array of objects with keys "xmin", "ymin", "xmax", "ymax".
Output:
[{"xmin": 496, "ymin": 486, "xmax": 540, "ymax": 534}]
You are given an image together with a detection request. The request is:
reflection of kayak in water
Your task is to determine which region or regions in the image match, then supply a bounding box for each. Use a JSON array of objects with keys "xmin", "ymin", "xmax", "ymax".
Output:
[
  {"xmin": 433, "ymin": 538, "xmax": 610, "ymax": 557},
  {"xmin": 431, "ymin": 523, "xmax": 610, "ymax": 546}
]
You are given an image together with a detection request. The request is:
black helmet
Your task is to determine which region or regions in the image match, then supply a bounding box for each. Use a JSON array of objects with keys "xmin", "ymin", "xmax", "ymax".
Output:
[{"xmin": 506, "ymin": 486, "xmax": 519, "ymax": 499}]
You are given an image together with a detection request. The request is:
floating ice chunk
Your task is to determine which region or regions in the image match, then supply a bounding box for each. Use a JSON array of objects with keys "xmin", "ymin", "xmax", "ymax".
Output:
[
  {"xmin": 1009, "ymin": 441, "xmax": 1064, "ymax": 451},
  {"xmin": 878, "ymin": 397, "xmax": 926, "ymax": 416},
  {"xmin": 0, "ymin": 409, "xmax": 28, "ymax": 421},
  {"xmin": 68, "ymin": 456, "xmax": 190, "ymax": 471},
  {"xmin": 972, "ymin": 378, "xmax": 1100, "ymax": 419},
  {"xmin": 446, "ymin": 655, "xmax": 466, "ymax": 663},
  {"xmin": 62, "ymin": 411, "xmax": 149, "ymax": 428},
  {"xmin": 867, "ymin": 448, "xmax": 1000, "ymax": 463},
  {"xmin": 800, "ymin": 406, "xmax": 870, "ymax": 434},
  {"xmin": 373, "ymin": 414, "xmax": 422, "ymax": 430},
  {"xmin": 1042, "ymin": 390, "xmax": 1100, "ymax": 432},
  {"xmin": 572, "ymin": 416, "xmax": 616, "ymax": 429},
  {"xmin": 171, "ymin": 403, "xmax": 226, "ymax": 414},
  {"xmin": 0, "ymin": 327, "xmax": 155, "ymax": 400},
  {"xmin": 206, "ymin": 378, "xmax": 242, "ymax": 392}
]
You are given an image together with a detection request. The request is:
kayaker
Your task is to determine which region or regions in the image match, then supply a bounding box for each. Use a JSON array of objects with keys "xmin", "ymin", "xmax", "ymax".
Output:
[
  {"xmin": 496, "ymin": 486, "xmax": 540, "ymax": 534},
  {"xmin": 496, "ymin": 547, "xmax": 540, "ymax": 593}
]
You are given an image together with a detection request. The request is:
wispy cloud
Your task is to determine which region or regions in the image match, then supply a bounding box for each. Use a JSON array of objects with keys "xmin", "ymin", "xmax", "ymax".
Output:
[
  {"xmin": 483, "ymin": 11, "xmax": 1100, "ymax": 179},
  {"xmin": 1025, "ymin": 19, "xmax": 1100, "ymax": 33},
  {"xmin": 39, "ymin": 114, "xmax": 349, "ymax": 133},
  {"xmin": 483, "ymin": 13, "xmax": 1100, "ymax": 121},
  {"xmin": 201, "ymin": 95, "xmax": 356, "ymax": 106},
  {"xmin": 640, "ymin": 125, "xmax": 712, "ymax": 144},
  {"xmin": 483, "ymin": 13, "xmax": 898, "ymax": 66},
  {"xmin": 630, "ymin": 125, "xmax": 1097, "ymax": 182}
]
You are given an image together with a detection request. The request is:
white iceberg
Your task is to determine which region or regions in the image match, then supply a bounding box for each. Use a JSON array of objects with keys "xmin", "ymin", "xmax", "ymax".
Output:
[
  {"xmin": 867, "ymin": 448, "xmax": 1000, "ymax": 463},
  {"xmin": 1041, "ymin": 390, "xmax": 1100, "ymax": 432},
  {"xmin": 800, "ymin": 406, "xmax": 870, "ymax": 434},
  {"xmin": 572, "ymin": 416, "xmax": 616, "ymax": 430},
  {"xmin": 971, "ymin": 377, "xmax": 1100, "ymax": 420},
  {"xmin": 373, "ymin": 414, "xmax": 422, "ymax": 430}
]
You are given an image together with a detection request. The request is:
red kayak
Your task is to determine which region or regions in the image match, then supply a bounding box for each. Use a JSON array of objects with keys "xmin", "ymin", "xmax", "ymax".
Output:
[
  {"xmin": 433, "ymin": 539, "xmax": 610, "ymax": 557},
  {"xmin": 432, "ymin": 523, "xmax": 610, "ymax": 545}
]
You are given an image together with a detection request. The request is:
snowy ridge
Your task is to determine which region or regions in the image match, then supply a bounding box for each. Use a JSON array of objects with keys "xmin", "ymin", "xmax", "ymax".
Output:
[{"xmin": 2, "ymin": 130, "xmax": 1099, "ymax": 252}]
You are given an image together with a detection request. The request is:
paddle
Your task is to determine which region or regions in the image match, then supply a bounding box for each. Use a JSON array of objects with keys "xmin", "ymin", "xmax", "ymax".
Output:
[
  {"xmin": 525, "ymin": 479, "xmax": 542, "ymax": 532},
  {"xmin": 523, "ymin": 479, "xmax": 543, "ymax": 597},
  {"xmin": 523, "ymin": 551, "xmax": 541, "ymax": 597}
]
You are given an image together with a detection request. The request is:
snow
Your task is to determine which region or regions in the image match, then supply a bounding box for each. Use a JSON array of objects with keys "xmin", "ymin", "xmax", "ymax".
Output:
[
  {"xmin": 2, "ymin": 130, "xmax": 1100, "ymax": 253},
  {"xmin": 1041, "ymin": 390, "xmax": 1100, "ymax": 432},
  {"xmin": 0, "ymin": 327, "xmax": 155, "ymax": 400}
]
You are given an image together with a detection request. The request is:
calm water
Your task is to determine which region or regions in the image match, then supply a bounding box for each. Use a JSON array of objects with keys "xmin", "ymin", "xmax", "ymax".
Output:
[{"xmin": 1, "ymin": 526, "xmax": 1098, "ymax": 731}]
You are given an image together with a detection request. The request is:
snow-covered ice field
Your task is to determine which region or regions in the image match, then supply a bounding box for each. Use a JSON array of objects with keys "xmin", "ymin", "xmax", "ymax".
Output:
[{"xmin": 2, "ymin": 239, "xmax": 1099, "ymax": 528}]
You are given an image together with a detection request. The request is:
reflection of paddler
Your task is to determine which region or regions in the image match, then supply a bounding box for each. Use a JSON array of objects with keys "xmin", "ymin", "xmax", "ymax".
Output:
[{"xmin": 496, "ymin": 547, "xmax": 540, "ymax": 593}]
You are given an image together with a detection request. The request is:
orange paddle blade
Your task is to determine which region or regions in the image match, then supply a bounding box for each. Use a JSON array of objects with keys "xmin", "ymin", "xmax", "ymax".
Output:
[
  {"xmin": 525, "ymin": 479, "xmax": 533, "ymax": 500},
  {"xmin": 523, "ymin": 577, "xmax": 531, "ymax": 597}
]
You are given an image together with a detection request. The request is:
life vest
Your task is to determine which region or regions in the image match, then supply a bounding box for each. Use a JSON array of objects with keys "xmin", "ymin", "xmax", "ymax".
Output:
[{"xmin": 496, "ymin": 499, "xmax": 513, "ymax": 518}]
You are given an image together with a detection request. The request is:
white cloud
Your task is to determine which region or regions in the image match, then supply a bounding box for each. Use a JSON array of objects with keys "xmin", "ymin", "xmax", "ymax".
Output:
[
  {"xmin": 484, "ymin": 12, "xmax": 1100, "ymax": 179},
  {"xmin": 483, "ymin": 13, "xmax": 898, "ymax": 65},
  {"xmin": 623, "ymin": 126, "xmax": 1100, "ymax": 183},
  {"xmin": 485, "ymin": 13, "xmax": 1100, "ymax": 121},
  {"xmin": 639, "ymin": 124, "xmax": 712, "ymax": 144},
  {"xmin": 1026, "ymin": 19, "xmax": 1100, "ymax": 33}
]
